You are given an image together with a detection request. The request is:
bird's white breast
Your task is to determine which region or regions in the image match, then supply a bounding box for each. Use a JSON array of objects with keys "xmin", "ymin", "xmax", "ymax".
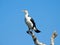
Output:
[{"xmin": 25, "ymin": 17, "xmax": 33, "ymax": 29}]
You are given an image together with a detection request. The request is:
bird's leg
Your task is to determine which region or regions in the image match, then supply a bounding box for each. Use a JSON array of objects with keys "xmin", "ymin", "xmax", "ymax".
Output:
[{"xmin": 26, "ymin": 28, "xmax": 30, "ymax": 34}]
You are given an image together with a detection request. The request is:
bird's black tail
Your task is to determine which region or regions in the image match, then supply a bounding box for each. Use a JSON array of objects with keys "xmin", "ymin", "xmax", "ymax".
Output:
[{"xmin": 35, "ymin": 29, "xmax": 41, "ymax": 33}]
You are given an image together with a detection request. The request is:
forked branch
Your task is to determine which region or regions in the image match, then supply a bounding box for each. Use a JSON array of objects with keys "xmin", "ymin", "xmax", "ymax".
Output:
[{"xmin": 27, "ymin": 31, "xmax": 57, "ymax": 45}]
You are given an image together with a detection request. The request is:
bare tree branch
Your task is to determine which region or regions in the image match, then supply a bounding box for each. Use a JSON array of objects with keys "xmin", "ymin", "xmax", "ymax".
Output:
[
  {"xmin": 50, "ymin": 31, "xmax": 57, "ymax": 45},
  {"xmin": 27, "ymin": 30, "xmax": 57, "ymax": 45},
  {"xmin": 27, "ymin": 31, "xmax": 46, "ymax": 45}
]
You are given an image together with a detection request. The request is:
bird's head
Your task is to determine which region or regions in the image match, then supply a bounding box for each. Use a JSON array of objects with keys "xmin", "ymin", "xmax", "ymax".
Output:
[{"xmin": 22, "ymin": 9, "xmax": 28, "ymax": 14}]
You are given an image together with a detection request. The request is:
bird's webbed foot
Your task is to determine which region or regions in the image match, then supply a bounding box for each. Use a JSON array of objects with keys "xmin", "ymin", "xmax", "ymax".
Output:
[
  {"xmin": 26, "ymin": 28, "xmax": 31, "ymax": 34},
  {"xmin": 26, "ymin": 31, "xmax": 29, "ymax": 34}
]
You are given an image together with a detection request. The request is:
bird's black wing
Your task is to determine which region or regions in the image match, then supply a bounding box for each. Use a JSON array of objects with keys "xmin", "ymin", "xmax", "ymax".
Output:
[{"xmin": 30, "ymin": 18, "xmax": 36, "ymax": 28}]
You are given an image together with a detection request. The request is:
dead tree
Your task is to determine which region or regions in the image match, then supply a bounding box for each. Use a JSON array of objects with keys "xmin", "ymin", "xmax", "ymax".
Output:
[{"xmin": 27, "ymin": 31, "xmax": 57, "ymax": 45}]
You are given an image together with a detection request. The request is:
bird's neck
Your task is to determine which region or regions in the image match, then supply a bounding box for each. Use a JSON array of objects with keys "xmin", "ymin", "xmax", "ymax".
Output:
[{"xmin": 25, "ymin": 12, "xmax": 29, "ymax": 18}]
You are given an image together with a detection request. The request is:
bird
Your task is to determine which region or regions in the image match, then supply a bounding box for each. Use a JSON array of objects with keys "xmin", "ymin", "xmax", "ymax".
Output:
[{"xmin": 22, "ymin": 9, "xmax": 41, "ymax": 33}]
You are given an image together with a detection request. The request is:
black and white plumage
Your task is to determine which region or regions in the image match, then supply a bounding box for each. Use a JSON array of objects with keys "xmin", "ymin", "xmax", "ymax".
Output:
[{"xmin": 22, "ymin": 10, "xmax": 41, "ymax": 33}]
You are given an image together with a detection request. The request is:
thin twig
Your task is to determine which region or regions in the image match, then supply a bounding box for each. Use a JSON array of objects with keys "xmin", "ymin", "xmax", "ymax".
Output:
[{"xmin": 50, "ymin": 31, "xmax": 57, "ymax": 45}]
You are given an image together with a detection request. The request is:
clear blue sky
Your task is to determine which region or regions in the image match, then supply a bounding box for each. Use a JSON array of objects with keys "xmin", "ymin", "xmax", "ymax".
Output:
[{"xmin": 0, "ymin": 0, "xmax": 60, "ymax": 45}]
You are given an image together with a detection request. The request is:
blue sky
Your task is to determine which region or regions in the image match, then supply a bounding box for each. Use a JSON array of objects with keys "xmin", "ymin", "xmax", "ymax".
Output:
[{"xmin": 0, "ymin": 0, "xmax": 60, "ymax": 45}]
